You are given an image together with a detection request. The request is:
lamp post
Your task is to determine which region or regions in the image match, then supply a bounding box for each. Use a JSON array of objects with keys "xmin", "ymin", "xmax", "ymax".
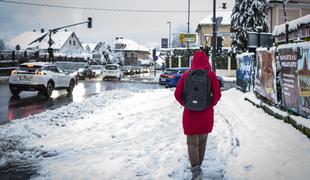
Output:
[
  {"xmin": 269, "ymin": 0, "xmax": 289, "ymax": 44},
  {"xmin": 167, "ymin": 21, "xmax": 171, "ymax": 48},
  {"xmin": 212, "ymin": 0, "xmax": 217, "ymax": 73}
]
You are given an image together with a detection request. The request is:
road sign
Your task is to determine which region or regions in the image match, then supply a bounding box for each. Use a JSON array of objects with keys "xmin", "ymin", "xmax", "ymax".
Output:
[
  {"xmin": 161, "ymin": 38, "xmax": 168, "ymax": 48},
  {"xmin": 180, "ymin": 33, "xmax": 197, "ymax": 44}
]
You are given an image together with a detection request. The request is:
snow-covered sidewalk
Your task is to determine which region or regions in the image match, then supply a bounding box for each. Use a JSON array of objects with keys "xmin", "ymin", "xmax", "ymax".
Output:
[{"xmin": 0, "ymin": 88, "xmax": 309, "ymax": 179}]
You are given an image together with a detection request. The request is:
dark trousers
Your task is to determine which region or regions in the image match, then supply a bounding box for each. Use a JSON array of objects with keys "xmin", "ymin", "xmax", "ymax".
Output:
[{"xmin": 187, "ymin": 134, "xmax": 208, "ymax": 167}]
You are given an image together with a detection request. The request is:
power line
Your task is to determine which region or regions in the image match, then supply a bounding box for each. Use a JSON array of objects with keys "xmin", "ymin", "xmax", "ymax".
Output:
[{"xmin": 0, "ymin": 0, "xmax": 230, "ymax": 13}]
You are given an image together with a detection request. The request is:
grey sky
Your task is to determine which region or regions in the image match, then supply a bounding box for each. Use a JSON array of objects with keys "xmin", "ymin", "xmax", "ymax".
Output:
[{"xmin": 0, "ymin": 0, "xmax": 234, "ymax": 48}]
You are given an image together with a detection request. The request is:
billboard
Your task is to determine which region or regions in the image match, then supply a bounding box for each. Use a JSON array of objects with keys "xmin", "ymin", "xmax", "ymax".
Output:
[
  {"xmin": 254, "ymin": 47, "xmax": 277, "ymax": 103},
  {"xmin": 180, "ymin": 33, "xmax": 197, "ymax": 44},
  {"xmin": 278, "ymin": 42, "xmax": 310, "ymax": 118},
  {"xmin": 236, "ymin": 53, "xmax": 254, "ymax": 92}
]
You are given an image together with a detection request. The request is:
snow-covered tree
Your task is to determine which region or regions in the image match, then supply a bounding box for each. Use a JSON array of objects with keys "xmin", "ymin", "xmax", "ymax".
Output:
[
  {"xmin": 230, "ymin": 0, "xmax": 269, "ymax": 53},
  {"xmin": 0, "ymin": 39, "xmax": 6, "ymax": 50}
]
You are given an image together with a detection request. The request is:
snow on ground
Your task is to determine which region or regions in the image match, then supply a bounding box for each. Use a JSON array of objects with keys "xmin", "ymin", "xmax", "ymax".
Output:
[{"xmin": 0, "ymin": 88, "xmax": 309, "ymax": 179}]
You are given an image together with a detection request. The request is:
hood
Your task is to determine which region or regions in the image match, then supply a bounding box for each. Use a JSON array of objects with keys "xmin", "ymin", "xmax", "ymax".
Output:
[{"xmin": 190, "ymin": 50, "xmax": 211, "ymax": 70}]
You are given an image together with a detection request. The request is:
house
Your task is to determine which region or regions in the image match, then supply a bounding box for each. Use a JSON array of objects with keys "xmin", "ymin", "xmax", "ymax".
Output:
[
  {"xmin": 196, "ymin": 10, "xmax": 232, "ymax": 48},
  {"xmin": 114, "ymin": 38, "xmax": 151, "ymax": 66},
  {"xmin": 273, "ymin": 14, "xmax": 310, "ymax": 44},
  {"xmin": 268, "ymin": 0, "xmax": 310, "ymax": 33},
  {"xmin": 10, "ymin": 30, "xmax": 84, "ymax": 56}
]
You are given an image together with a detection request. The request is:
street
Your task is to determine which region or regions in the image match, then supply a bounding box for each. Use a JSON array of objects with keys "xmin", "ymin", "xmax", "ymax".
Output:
[
  {"xmin": 0, "ymin": 75, "xmax": 162, "ymax": 125},
  {"xmin": 0, "ymin": 73, "xmax": 236, "ymax": 125}
]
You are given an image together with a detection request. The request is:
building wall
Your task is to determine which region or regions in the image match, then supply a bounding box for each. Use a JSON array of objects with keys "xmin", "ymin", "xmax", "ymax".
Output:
[
  {"xmin": 61, "ymin": 33, "xmax": 83, "ymax": 54},
  {"xmin": 268, "ymin": 4, "xmax": 310, "ymax": 32},
  {"xmin": 197, "ymin": 24, "xmax": 232, "ymax": 48}
]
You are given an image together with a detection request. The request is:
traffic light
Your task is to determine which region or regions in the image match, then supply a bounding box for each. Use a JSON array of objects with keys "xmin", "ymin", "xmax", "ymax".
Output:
[
  {"xmin": 217, "ymin": 36, "xmax": 223, "ymax": 52},
  {"xmin": 87, "ymin": 17, "xmax": 92, "ymax": 28},
  {"xmin": 152, "ymin": 48, "xmax": 156, "ymax": 57}
]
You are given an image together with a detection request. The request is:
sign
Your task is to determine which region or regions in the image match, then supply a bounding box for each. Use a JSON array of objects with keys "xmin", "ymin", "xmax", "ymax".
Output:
[
  {"xmin": 247, "ymin": 32, "xmax": 273, "ymax": 49},
  {"xmin": 278, "ymin": 42, "xmax": 310, "ymax": 118},
  {"xmin": 161, "ymin": 38, "xmax": 168, "ymax": 48},
  {"xmin": 180, "ymin": 33, "xmax": 196, "ymax": 44},
  {"xmin": 236, "ymin": 53, "xmax": 254, "ymax": 92},
  {"xmin": 254, "ymin": 48, "xmax": 277, "ymax": 104}
]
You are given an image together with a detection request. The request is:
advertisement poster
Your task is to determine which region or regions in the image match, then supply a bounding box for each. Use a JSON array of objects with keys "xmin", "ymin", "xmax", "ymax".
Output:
[
  {"xmin": 254, "ymin": 48, "xmax": 277, "ymax": 103},
  {"xmin": 236, "ymin": 53, "xmax": 254, "ymax": 92},
  {"xmin": 297, "ymin": 46, "xmax": 310, "ymax": 117},
  {"xmin": 278, "ymin": 45, "xmax": 300, "ymax": 112}
]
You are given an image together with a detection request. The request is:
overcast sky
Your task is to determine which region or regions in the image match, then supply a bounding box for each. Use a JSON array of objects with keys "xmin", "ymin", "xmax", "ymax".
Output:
[{"xmin": 0, "ymin": 0, "xmax": 234, "ymax": 48}]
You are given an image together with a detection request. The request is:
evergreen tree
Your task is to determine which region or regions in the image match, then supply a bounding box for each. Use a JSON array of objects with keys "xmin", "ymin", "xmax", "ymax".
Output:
[
  {"xmin": 0, "ymin": 39, "xmax": 5, "ymax": 50},
  {"xmin": 230, "ymin": 0, "xmax": 269, "ymax": 53}
]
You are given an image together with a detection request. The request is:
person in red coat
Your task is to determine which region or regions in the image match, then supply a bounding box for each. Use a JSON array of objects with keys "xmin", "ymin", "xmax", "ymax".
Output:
[{"xmin": 174, "ymin": 50, "xmax": 221, "ymax": 179}]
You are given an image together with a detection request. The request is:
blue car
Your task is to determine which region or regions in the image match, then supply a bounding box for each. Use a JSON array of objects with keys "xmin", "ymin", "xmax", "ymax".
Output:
[
  {"xmin": 159, "ymin": 67, "xmax": 224, "ymax": 88},
  {"xmin": 159, "ymin": 67, "xmax": 189, "ymax": 87}
]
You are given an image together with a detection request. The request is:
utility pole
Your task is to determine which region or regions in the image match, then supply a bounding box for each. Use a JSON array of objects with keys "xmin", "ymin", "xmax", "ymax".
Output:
[
  {"xmin": 212, "ymin": 0, "xmax": 217, "ymax": 73},
  {"xmin": 187, "ymin": 0, "xmax": 190, "ymax": 66},
  {"xmin": 282, "ymin": 0, "xmax": 289, "ymax": 44},
  {"xmin": 167, "ymin": 21, "xmax": 171, "ymax": 49}
]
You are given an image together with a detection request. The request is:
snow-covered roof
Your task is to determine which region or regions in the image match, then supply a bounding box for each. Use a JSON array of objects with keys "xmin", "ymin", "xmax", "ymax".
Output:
[
  {"xmin": 273, "ymin": 14, "xmax": 310, "ymax": 36},
  {"xmin": 198, "ymin": 10, "xmax": 232, "ymax": 25},
  {"xmin": 114, "ymin": 38, "xmax": 150, "ymax": 52},
  {"xmin": 82, "ymin": 43, "xmax": 97, "ymax": 52},
  {"xmin": 10, "ymin": 31, "xmax": 78, "ymax": 50}
]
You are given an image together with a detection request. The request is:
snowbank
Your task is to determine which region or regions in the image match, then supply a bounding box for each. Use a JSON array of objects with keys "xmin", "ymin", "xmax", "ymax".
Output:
[{"xmin": 0, "ymin": 88, "xmax": 310, "ymax": 179}]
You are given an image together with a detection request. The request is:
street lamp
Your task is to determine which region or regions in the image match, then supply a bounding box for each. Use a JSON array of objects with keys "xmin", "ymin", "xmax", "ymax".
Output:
[
  {"xmin": 269, "ymin": 0, "xmax": 289, "ymax": 44},
  {"xmin": 167, "ymin": 21, "xmax": 171, "ymax": 48},
  {"xmin": 212, "ymin": 0, "xmax": 217, "ymax": 73}
]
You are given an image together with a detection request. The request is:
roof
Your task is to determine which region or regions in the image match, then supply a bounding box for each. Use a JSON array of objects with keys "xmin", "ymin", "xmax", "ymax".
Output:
[
  {"xmin": 114, "ymin": 38, "xmax": 149, "ymax": 52},
  {"xmin": 82, "ymin": 43, "xmax": 97, "ymax": 51},
  {"xmin": 273, "ymin": 14, "xmax": 310, "ymax": 35},
  {"xmin": 10, "ymin": 31, "xmax": 77, "ymax": 50},
  {"xmin": 198, "ymin": 10, "xmax": 232, "ymax": 25}
]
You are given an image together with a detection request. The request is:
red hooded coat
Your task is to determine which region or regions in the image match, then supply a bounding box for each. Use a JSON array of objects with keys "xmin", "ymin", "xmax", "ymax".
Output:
[{"xmin": 174, "ymin": 50, "xmax": 222, "ymax": 135}]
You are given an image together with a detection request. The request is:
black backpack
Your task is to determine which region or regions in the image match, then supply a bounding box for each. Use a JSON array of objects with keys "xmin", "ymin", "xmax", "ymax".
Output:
[{"xmin": 182, "ymin": 69, "xmax": 212, "ymax": 111}]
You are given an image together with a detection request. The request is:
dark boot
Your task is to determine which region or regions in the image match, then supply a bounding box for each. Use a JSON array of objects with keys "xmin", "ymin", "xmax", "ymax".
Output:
[{"xmin": 191, "ymin": 166, "xmax": 202, "ymax": 180}]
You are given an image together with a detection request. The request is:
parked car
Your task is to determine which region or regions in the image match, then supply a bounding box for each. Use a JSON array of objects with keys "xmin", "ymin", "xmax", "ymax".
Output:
[
  {"xmin": 9, "ymin": 62, "xmax": 76, "ymax": 97},
  {"xmin": 55, "ymin": 61, "xmax": 78, "ymax": 83},
  {"xmin": 90, "ymin": 65, "xmax": 104, "ymax": 77},
  {"xmin": 159, "ymin": 67, "xmax": 224, "ymax": 88},
  {"xmin": 102, "ymin": 64, "xmax": 124, "ymax": 81}
]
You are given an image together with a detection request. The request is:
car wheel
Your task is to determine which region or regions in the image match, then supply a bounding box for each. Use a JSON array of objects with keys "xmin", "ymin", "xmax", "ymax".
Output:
[
  {"xmin": 9, "ymin": 85, "xmax": 21, "ymax": 96},
  {"xmin": 67, "ymin": 79, "xmax": 75, "ymax": 94},
  {"xmin": 44, "ymin": 81, "xmax": 54, "ymax": 97}
]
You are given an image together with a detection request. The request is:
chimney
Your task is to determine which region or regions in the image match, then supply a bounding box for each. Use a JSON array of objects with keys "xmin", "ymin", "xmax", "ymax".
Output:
[{"xmin": 40, "ymin": 29, "xmax": 44, "ymax": 33}]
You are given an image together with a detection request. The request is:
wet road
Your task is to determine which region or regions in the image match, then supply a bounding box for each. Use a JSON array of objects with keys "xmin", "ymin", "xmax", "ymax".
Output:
[
  {"xmin": 0, "ymin": 74, "xmax": 235, "ymax": 125},
  {"xmin": 0, "ymin": 76, "xmax": 162, "ymax": 125}
]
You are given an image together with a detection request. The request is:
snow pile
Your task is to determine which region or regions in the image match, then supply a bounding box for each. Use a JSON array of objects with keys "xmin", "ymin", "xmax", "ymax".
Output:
[{"xmin": 0, "ymin": 88, "xmax": 310, "ymax": 179}]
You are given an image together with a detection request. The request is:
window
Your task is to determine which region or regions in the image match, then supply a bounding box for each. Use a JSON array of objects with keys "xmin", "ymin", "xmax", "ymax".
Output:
[
  {"xmin": 69, "ymin": 40, "xmax": 72, "ymax": 45},
  {"xmin": 46, "ymin": 66, "xmax": 59, "ymax": 73},
  {"xmin": 73, "ymin": 41, "xmax": 76, "ymax": 46}
]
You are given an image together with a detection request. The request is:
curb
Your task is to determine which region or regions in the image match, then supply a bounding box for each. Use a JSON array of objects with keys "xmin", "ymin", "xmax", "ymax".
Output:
[
  {"xmin": 245, "ymin": 97, "xmax": 310, "ymax": 139},
  {"xmin": 0, "ymin": 77, "xmax": 9, "ymax": 83}
]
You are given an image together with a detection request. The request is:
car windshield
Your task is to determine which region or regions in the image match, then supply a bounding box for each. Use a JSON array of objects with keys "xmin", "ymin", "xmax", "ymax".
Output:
[
  {"xmin": 105, "ymin": 65, "xmax": 117, "ymax": 70},
  {"xmin": 55, "ymin": 63, "xmax": 76, "ymax": 69},
  {"xmin": 91, "ymin": 66, "xmax": 102, "ymax": 70},
  {"xmin": 164, "ymin": 69, "xmax": 179, "ymax": 74}
]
